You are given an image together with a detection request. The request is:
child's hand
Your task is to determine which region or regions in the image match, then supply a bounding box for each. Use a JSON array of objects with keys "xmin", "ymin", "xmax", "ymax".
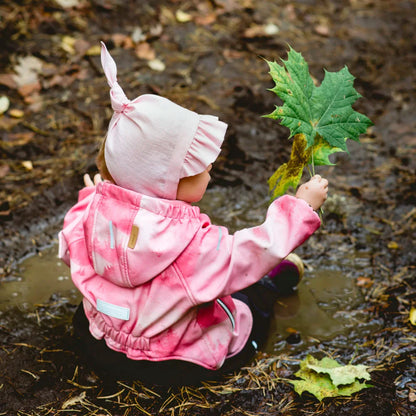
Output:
[
  {"xmin": 295, "ymin": 175, "xmax": 328, "ymax": 211},
  {"xmin": 84, "ymin": 173, "xmax": 103, "ymax": 187}
]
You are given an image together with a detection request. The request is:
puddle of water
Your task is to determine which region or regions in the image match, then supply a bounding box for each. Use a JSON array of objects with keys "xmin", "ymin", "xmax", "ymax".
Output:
[
  {"xmin": 0, "ymin": 245, "xmax": 80, "ymax": 311},
  {"xmin": 264, "ymin": 268, "xmax": 376, "ymax": 353}
]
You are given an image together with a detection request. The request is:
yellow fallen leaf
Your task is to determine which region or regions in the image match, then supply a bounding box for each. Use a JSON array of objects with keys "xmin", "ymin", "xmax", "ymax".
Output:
[
  {"xmin": 9, "ymin": 109, "xmax": 24, "ymax": 118},
  {"xmin": 387, "ymin": 241, "xmax": 400, "ymax": 250},
  {"xmin": 86, "ymin": 45, "xmax": 101, "ymax": 56},
  {"xmin": 61, "ymin": 36, "xmax": 76, "ymax": 54},
  {"xmin": 176, "ymin": 10, "xmax": 192, "ymax": 23},
  {"xmin": 22, "ymin": 161, "xmax": 33, "ymax": 171},
  {"xmin": 409, "ymin": 307, "xmax": 416, "ymax": 326}
]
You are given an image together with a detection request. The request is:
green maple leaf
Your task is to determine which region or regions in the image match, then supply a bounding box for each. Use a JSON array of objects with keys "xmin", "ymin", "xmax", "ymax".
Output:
[
  {"xmin": 287, "ymin": 355, "xmax": 372, "ymax": 402},
  {"xmin": 265, "ymin": 47, "xmax": 373, "ymax": 199},
  {"xmin": 309, "ymin": 134, "xmax": 345, "ymax": 166}
]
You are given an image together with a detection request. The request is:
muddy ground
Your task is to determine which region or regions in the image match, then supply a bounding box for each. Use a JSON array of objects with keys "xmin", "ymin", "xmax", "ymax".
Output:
[{"xmin": 1, "ymin": 0, "xmax": 415, "ymax": 415}]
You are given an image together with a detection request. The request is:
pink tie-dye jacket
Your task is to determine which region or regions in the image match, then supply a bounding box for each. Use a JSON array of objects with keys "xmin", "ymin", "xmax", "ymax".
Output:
[{"xmin": 59, "ymin": 181, "xmax": 320, "ymax": 370}]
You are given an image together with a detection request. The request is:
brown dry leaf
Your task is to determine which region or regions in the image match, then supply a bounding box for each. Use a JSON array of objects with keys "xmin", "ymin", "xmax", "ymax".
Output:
[
  {"xmin": 244, "ymin": 23, "xmax": 279, "ymax": 38},
  {"xmin": 74, "ymin": 38, "xmax": 91, "ymax": 55},
  {"xmin": 111, "ymin": 33, "xmax": 134, "ymax": 49},
  {"xmin": 195, "ymin": 13, "xmax": 217, "ymax": 25},
  {"xmin": 223, "ymin": 49, "xmax": 245, "ymax": 60},
  {"xmin": 356, "ymin": 276, "xmax": 374, "ymax": 288},
  {"xmin": 0, "ymin": 74, "xmax": 17, "ymax": 89},
  {"xmin": 0, "ymin": 164, "xmax": 10, "ymax": 178},
  {"xmin": 17, "ymin": 81, "xmax": 41, "ymax": 98},
  {"xmin": 135, "ymin": 43, "xmax": 156, "ymax": 61},
  {"xmin": 0, "ymin": 116, "xmax": 21, "ymax": 131},
  {"xmin": 2, "ymin": 132, "xmax": 35, "ymax": 148}
]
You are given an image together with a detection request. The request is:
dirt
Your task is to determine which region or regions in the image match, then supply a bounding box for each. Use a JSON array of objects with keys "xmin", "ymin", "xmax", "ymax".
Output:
[{"xmin": 0, "ymin": 0, "xmax": 415, "ymax": 415}]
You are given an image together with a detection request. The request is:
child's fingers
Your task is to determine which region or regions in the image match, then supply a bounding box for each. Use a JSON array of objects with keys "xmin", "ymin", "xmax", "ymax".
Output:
[
  {"xmin": 83, "ymin": 173, "xmax": 94, "ymax": 187},
  {"xmin": 93, "ymin": 173, "xmax": 102, "ymax": 185}
]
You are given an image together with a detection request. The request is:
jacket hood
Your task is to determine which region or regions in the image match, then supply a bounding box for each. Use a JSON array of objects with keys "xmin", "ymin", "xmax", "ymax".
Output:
[{"xmin": 83, "ymin": 181, "xmax": 202, "ymax": 288}]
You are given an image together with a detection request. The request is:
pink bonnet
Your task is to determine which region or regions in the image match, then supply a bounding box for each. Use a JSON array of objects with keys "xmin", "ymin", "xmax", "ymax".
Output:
[{"xmin": 100, "ymin": 42, "xmax": 228, "ymax": 200}]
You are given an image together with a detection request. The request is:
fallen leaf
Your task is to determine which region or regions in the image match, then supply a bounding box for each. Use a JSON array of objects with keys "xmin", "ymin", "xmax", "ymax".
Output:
[
  {"xmin": 86, "ymin": 45, "xmax": 102, "ymax": 56},
  {"xmin": 307, "ymin": 357, "xmax": 371, "ymax": 387},
  {"xmin": 54, "ymin": 0, "xmax": 82, "ymax": 7},
  {"xmin": 223, "ymin": 49, "xmax": 245, "ymax": 60},
  {"xmin": 387, "ymin": 241, "xmax": 400, "ymax": 250},
  {"xmin": 176, "ymin": 10, "xmax": 192, "ymax": 23},
  {"xmin": 22, "ymin": 161, "xmax": 33, "ymax": 171},
  {"xmin": 149, "ymin": 24, "xmax": 163, "ymax": 38},
  {"xmin": 135, "ymin": 43, "xmax": 156, "ymax": 61},
  {"xmin": 0, "ymin": 117, "xmax": 21, "ymax": 131},
  {"xmin": 61, "ymin": 391, "xmax": 86, "ymax": 409},
  {"xmin": 0, "ymin": 164, "xmax": 10, "ymax": 178},
  {"xmin": 131, "ymin": 27, "xmax": 146, "ymax": 43},
  {"xmin": 314, "ymin": 24, "xmax": 330, "ymax": 36},
  {"xmin": 111, "ymin": 33, "xmax": 130, "ymax": 47},
  {"xmin": 61, "ymin": 36, "xmax": 76, "ymax": 54},
  {"xmin": 17, "ymin": 81, "xmax": 41, "ymax": 98},
  {"xmin": 12, "ymin": 56, "xmax": 43, "ymax": 88},
  {"xmin": 195, "ymin": 13, "xmax": 217, "ymax": 25},
  {"xmin": 148, "ymin": 59, "xmax": 166, "ymax": 72},
  {"xmin": 288, "ymin": 355, "xmax": 372, "ymax": 401},
  {"xmin": 159, "ymin": 6, "xmax": 176, "ymax": 25},
  {"xmin": 0, "ymin": 74, "xmax": 17, "ymax": 89},
  {"xmin": 244, "ymin": 23, "xmax": 279, "ymax": 38},
  {"xmin": 2, "ymin": 132, "xmax": 35, "ymax": 147},
  {"xmin": 356, "ymin": 276, "xmax": 374, "ymax": 288},
  {"xmin": 73, "ymin": 39, "xmax": 91, "ymax": 55},
  {"xmin": 409, "ymin": 307, "xmax": 416, "ymax": 326},
  {"xmin": 9, "ymin": 109, "xmax": 25, "ymax": 118},
  {"xmin": 0, "ymin": 96, "xmax": 10, "ymax": 114}
]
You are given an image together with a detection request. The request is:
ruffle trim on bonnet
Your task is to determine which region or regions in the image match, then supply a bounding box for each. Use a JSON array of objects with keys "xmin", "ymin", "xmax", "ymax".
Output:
[{"xmin": 180, "ymin": 115, "xmax": 227, "ymax": 178}]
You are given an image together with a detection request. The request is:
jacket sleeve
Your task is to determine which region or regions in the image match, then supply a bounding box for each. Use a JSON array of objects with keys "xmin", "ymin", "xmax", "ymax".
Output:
[
  {"xmin": 58, "ymin": 186, "xmax": 96, "ymax": 266},
  {"xmin": 181, "ymin": 195, "xmax": 321, "ymax": 303}
]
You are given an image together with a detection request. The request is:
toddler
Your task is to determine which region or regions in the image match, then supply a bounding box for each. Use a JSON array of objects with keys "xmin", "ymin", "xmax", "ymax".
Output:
[{"xmin": 59, "ymin": 42, "xmax": 328, "ymax": 384}]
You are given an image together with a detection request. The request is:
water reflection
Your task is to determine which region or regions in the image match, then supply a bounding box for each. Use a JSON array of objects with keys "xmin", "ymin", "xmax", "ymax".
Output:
[
  {"xmin": 0, "ymin": 245, "xmax": 80, "ymax": 311},
  {"xmin": 264, "ymin": 268, "xmax": 373, "ymax": 353}
]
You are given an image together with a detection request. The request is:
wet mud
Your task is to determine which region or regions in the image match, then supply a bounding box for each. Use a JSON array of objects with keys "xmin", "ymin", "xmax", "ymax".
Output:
[{"xmin": 1, "ymin": 0, "xmax": 415, "ymax": 414}]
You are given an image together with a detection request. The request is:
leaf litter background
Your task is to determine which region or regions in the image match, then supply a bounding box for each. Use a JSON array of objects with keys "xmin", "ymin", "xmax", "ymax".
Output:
[{"xmin": 0, "ymin": 0, "xmax": 415, "ymax": 415}]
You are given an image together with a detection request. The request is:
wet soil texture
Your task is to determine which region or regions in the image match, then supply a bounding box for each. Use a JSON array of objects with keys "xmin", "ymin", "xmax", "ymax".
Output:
[{"xmin": 0, "ymin": 0, "xmax": 415, "ymax": 415}]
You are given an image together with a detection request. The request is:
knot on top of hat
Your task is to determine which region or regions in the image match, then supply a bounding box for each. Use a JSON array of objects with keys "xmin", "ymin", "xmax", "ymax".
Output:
[
  {"xmin": 101, "ymin": 41, "xmax": 130, "ymax": 112},
  {"xmin": 110, "ymin": 84, "xmax": 132, "ymax": 113}
]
